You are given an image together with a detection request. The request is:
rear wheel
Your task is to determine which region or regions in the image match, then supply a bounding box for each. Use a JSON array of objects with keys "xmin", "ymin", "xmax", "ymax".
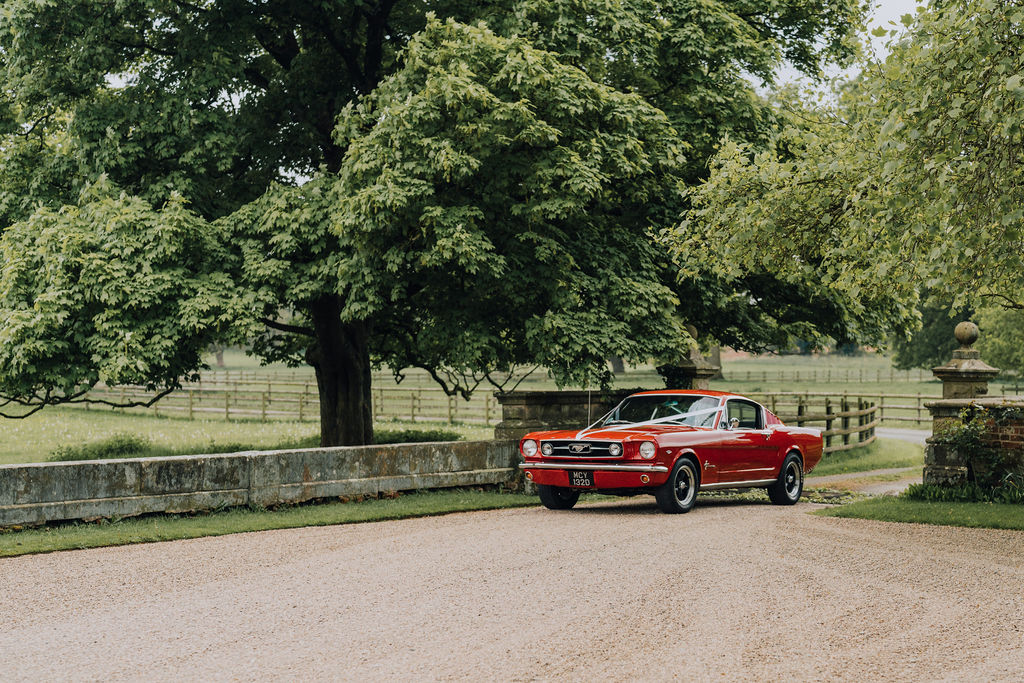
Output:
[
  {"xmin": 538, "ymin": 484, "xmax": 581, "ymax": 510},
  {"xmin": 655, "ymin": 458, "xmax": 699, "ymax": 513},
  {"xmin": 767, "ymin": 453, "xmax": 803, "ymax": 505}
]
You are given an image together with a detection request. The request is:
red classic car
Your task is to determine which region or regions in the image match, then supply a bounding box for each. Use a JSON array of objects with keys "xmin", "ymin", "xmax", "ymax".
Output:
[{"xmin": 518, "ymin": 390, "xmax": 823, "ymax": 513}]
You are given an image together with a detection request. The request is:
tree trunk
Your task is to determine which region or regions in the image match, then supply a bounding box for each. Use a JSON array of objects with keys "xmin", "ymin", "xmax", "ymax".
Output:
[{"xmin": 307, "ymin": 295, "xmax": 373, "ymax": 446}]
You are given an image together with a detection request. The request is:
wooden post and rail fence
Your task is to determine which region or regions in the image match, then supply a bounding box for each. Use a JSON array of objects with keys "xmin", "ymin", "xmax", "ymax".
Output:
[{"xmin": 79, "ymin": 382, "xmax": 901, "ymax": 454}]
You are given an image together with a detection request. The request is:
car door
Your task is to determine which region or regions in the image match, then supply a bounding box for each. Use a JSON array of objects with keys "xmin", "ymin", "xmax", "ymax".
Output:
[{"xmin": 715, "ymin": 400, "xmax": 778, "ymax": 482}]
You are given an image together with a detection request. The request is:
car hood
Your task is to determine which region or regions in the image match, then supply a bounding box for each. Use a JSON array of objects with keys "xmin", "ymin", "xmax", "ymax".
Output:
[{"xmin": 530, "ymin": 425, "xmax": 706, "ymax": 441}]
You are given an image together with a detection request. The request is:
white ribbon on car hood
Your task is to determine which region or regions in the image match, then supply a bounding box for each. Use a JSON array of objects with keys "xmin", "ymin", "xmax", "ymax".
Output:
[{"xmin": 575, "ymin": 405, "xmax": 723, "ymax": 439}]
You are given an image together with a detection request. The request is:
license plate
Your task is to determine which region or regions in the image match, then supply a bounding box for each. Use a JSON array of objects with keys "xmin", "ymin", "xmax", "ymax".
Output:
[{"xmin": 568, "ymin": 470, "xmax": 594, "ymax": 487}]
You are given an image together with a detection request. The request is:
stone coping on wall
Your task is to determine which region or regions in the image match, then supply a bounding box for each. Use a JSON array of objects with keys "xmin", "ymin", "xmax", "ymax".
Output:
[
  {"xmin": 924, "ymin": 397, "xmax": 1024, "ymax": 410},
  {"xmin": 0, "ymin": 440, "xmax": 519, "ymax": 528}
]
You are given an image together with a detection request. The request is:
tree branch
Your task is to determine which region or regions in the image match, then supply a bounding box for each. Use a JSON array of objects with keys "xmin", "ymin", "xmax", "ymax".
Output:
[{"xmin": 260, "ymin": 317, "xmax": 315, "ymax": 336}]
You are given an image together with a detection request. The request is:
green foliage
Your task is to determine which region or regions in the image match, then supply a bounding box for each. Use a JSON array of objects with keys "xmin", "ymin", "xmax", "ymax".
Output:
[
  {"xmin": 903, "ymin": 483, "xmax": 1024, "ymax": 505},
  {"xmin": 335, "ymin": 18, "xmax": 690, "ymax": 389},
  {"xmin": 976, "ymin": 307, "xmax": 1024, "ymax": 377},
  {"xmin": 678, "ymin": 0, "xmax": 1024, "ymax": 332},
  {"xmin": 0, "ymin": 182, "xmax": 247, "ymax": 416},
  {"xmin": 48, "ymin": 432, "xmax": 151, "ymax": 462},
  {"xmin": 932, "ymin": 406, "xmax": 1024, "ymax": 494},
  {"xmin": 892, "ymin": 297, "xmax": 973, "ymax": 371},
  {"xmin": 0, "ymin": 0, "xmax": 870, "ymax": 444}
]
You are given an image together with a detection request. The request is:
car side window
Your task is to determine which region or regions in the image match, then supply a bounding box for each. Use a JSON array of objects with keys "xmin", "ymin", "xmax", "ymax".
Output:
[{"xmin": 726, "ymin": 400, "xmax": 762, "ymax": 430}]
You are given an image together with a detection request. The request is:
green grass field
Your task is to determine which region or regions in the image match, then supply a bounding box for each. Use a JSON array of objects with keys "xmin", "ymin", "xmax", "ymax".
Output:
[
  {"xmin": 815, "ymin": 497, "xmax": 1024, "ymax": 530},
  {"xmin": 810, "ymin": 439, "xmax": 924, "ymax": 477},
  {"xmin": 0, "ymin": 409, "xmax": 493, "ymax": 466}
]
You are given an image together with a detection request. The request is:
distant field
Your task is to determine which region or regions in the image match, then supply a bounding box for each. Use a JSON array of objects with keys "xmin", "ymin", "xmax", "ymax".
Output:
[
  {"xmin": 0, "ymin": 410, "xmax": 493, "ymax": 466},
  {"xmin": 1, "ymin": 349, "xmax": 995, "ymax": 464}
]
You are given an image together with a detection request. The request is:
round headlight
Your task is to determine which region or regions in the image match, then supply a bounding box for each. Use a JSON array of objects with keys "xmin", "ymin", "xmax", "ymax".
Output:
[
  {"xmin": 541, "ymin": 442, "xmax": 553, "ymax": 456},
  {"xmin": 639, "ymin": 441, "xmax": 656, "ymax": 459},
  {"xmin": 608, "ymin": 443, "xmax": 622, "ymax": 457},
  {"xmin": 522, "ymin": 439, "xmax": 538, "ymax": 457}
]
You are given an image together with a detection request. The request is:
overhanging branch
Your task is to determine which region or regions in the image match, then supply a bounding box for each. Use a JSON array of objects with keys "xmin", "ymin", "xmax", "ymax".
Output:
[
  {"xmin": 0, "ymin": 386, "xmax": 178, "ymax": 419},
  {"xmin": 260, "ymin": 317, "xmax": 315, "ymax": 336}
]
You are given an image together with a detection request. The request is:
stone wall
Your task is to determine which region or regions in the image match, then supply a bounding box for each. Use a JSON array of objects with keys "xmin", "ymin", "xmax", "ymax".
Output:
[
  {"xmin": 0, "ymin": 440, "xmax": 518, "ymax": 528},
  {"xmin": 925, "ymin": 399, "xmax": 1024, "ymax": 486},
  {"xmin": 494, "ymin": 389, "xmax": 642, "ymax": 441}
]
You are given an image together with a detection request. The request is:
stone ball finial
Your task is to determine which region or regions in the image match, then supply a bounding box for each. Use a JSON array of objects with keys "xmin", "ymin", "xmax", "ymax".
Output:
[{"xmin": 954, "ymin": 321, "xmax": 979, "ymax": 348}]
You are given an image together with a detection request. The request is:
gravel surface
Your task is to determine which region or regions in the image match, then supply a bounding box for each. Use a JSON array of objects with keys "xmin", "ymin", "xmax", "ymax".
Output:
[{"xmin": 2, "ymin": 499, "xmax": 1023, "ymax": 681}]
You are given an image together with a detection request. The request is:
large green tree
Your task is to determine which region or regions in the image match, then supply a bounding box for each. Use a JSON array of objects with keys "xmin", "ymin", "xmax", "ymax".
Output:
[
  {"xmin": 678, "ymin": 0, "xmax": 1024, "ymax": 339},
  {"xmin": 0, "ymin": 1, "xmax": 868, "ymax": 444}
]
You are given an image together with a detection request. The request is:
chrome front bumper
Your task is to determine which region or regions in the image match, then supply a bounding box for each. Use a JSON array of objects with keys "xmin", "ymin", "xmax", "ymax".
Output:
[{"xmin": 518, "ymin": 462, "xmax": 669, "ymax": 472}]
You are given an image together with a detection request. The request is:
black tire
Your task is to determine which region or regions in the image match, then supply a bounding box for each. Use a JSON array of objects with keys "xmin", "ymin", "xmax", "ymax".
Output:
[
  {"xmin": 538, "ymin": 484, "xmax": 581, "ymax": 510},
  {"xmin": 654, "ymin": 458, "xmax": 699, "ymax": 514},
  {"xmin": 767, "ymin": 453, "xmax": 803, "ymax": 505}
]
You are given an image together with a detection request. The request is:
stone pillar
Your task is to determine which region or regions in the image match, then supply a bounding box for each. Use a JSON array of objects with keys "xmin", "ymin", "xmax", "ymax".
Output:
[
  {"xmin": 931, "ymin": 321, "xmax": 999, "ymax": 399},
  {"xmin": 655, "ymin": 327, "xmax": 721, "ymax": 389},
  {"xmin": 924, "ymin": 322, "xmax": 1000, "ymax": 485},
  {"xmin": 494, "ymin": 389, "xmax": 640, "ymax": 441}
]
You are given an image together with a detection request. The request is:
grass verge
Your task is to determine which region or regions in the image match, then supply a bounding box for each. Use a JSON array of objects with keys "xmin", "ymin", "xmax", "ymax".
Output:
[
  {"xmin": 809, "ymin": 439, "xmax": 924, "ymax": 477},
  {"xmin": 0, "ymin": 489, "xmax": 541, "ymax": 558},
  {"xmin": 814, "ymin": 497, "xmax": 1024, "ymax": 530}
]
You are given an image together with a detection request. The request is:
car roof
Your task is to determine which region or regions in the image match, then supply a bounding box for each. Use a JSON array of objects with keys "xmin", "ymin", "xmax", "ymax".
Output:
[{"xmin": 628, "ymin": 389, "xmax": 742, "ymax": 399}]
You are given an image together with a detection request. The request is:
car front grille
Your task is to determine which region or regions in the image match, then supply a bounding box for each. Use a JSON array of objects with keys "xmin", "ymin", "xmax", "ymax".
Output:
[{"xmin": 542, "ymin": 440, "xmax": 622, "ymax": 458}]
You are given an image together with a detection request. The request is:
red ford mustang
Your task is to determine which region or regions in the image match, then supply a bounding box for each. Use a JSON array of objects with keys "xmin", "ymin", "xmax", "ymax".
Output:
[{"xmin": 518, "ymin": 390, "xmax": 823, "ymax": 513}]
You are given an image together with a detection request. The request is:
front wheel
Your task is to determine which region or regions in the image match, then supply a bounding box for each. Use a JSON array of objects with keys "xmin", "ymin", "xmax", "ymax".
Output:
[
  {"xmin": 767, "ymin": 453, "xmax": 803, "ymax": 505},
  {"xmin": 655, "ymin": 458, "xmax": 699, "ymax": 513},
  {"xmin": 538, "ymin": 484, "xmax": 581, "ymax": 510}
]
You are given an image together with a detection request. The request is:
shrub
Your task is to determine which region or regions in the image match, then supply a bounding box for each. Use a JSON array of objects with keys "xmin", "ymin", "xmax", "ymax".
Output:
[{"xmin": 49, "ymin": 433, "xmax": 152, "ymax": 461}]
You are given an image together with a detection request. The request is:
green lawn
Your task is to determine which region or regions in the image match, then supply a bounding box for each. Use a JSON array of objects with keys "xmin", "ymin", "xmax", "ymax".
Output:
[
  {"xmin": 809, "ymin": 439, "xmax": 924, "ymax": 477},
  {"xmin": 815, "ymin": 497, "xmax": 1024, "ymax": 531},
  {"xmin": 0, "ymin": 489, "xmax": 541, "ymax": 558},
  {"xmin": 0, "ymin": 409, "xmax": 493, "ymax": 466}
]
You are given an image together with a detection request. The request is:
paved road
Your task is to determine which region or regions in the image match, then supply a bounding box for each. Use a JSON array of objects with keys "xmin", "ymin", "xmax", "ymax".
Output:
[
  {"xmin": 3, "ymin": 499, "xmax": 1023, "ymax": 681},
  {"xmin": 876, "ymin": 427, "xmax": 929, "ymax": 445}
]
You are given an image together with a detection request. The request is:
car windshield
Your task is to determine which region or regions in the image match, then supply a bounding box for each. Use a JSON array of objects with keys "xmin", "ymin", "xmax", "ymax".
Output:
[{"xmin": 598, "ymin": 395, "xmax": 720, "ymax": 428}]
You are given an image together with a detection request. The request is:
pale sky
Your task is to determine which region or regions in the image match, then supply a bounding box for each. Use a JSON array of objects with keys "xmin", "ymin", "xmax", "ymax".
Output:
[{"xmin": 775, "ymin": 0, "xmax": 926, "ymax": 86}]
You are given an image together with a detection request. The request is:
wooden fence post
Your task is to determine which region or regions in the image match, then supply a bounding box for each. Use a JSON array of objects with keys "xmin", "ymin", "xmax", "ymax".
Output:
[
  {"xmin": 261, "ymin": 392, "xmax": 268, "ymax": 422},
  {"xmin": 825, "ymin": 399, "xmax": 833, "ymax": 450},
  {"xmin": 299, "ymin": 395, "xmax": 305, "ymax": 422},
  {"xmin": 188, "ymin": 390, "xmax": 194, "ymax": 419},
  {"xmin": 225, "ymin": 392, "xmax": 230, "ymax": 421},
  {"xmin": 841, "ymin": 396, "xmax": 850, "ymax": 446},
  {"xmin": 797, "ymin": 396, "xmax": 806, "ymax": 426},
  {"xmin": 857, "ymin": 398, "xmax": 865, "ymax": 442}
]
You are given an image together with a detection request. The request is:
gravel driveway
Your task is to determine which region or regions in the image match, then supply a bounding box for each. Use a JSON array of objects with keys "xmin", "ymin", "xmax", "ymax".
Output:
[{"xmin": 2, "ymin": 498, "xmax": 1023, "ymax": 681}]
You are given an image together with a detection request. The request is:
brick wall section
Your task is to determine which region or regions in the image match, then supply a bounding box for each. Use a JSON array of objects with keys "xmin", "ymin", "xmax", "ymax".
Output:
[
  {"xmin": 0, "ymin": 440, "xmax": 519, "ymax": 528},
  {"xmin": 925, "ymin": 399, "xmax": 1024, "ymax": 485},
  {"xmin": 981, "ymin": 421, "xmax": 1024, "ymax": 450}
]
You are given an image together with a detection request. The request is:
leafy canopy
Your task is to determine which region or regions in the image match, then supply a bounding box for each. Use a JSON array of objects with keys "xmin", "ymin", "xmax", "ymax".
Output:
[
  {"xmin": 676, "ymin": 0, "xmax": 1024, "ymax": 334},
  {"xmin": 0, "ymin": 1, "xmax": 870, "ymax": 429},
  {"xmin": 0, "ymin": 182, "xmax": 242, "ymax": 415}
]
